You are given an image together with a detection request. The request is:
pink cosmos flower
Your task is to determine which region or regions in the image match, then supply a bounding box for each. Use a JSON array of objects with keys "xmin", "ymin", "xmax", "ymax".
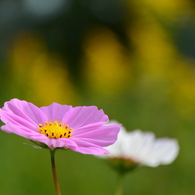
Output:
[{"xmin": 0, "ymin": 98, "xmax": 120, "ymax": 155}]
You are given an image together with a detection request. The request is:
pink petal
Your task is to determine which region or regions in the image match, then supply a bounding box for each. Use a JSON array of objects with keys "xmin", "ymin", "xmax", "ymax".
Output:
[
  {"xmin": 29, "ymin": 134, "xmax": 78, "ymax": 150},
  {"xmin": 73, "ymin": 124, "xmax": 120, "ymax": 146},
  {"xmin": 0, "ymin": 98, "xmax": 47, "ymax": 125},
  {"xmin": 0, "ymin": 110, "xmax": 37, "ymax": 130},
  {"xmin": 1, "ymin": 123, "xmax": 38, "ymax": 138},
  {"xmin": 67, "ymin": 139, "xmax": 109, "ymax": 155},
  {"xmin": 62, "ymin": 106, "xmax": 108, "ymax": 129},
  {"xmin": 40, "ymin": 103, "xmax": 72, "ymax": 121}
]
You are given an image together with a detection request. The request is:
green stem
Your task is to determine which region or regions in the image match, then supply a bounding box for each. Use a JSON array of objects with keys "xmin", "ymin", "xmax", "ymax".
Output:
[
  {"xmin": 50, "ymin": 149, "xmax": 61, "ymax": 195},
  {"xmin": 115, "ymin": 173, "xmax": 124, "ymax": 195}
]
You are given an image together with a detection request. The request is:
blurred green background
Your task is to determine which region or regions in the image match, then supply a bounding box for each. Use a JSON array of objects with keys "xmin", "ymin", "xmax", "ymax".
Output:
[{"xmin": 0, "ymin": 0, "xmax": 195, "ymax": 194}]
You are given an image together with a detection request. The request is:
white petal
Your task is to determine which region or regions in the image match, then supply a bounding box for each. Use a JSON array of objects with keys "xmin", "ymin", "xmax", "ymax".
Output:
[
  {"xmin": 122, "ymin": 130, "xmax": 154, "ymax": 160},
  {"xmin": 140, "ymin": 138, "xmax": 179, "ymax": 167}
]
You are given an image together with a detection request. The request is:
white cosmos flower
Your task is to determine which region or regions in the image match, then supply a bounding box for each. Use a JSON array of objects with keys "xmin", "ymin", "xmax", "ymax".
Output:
[{"xmin": 103, "ymin": 121, "xmax": 179, "ymax": 168}]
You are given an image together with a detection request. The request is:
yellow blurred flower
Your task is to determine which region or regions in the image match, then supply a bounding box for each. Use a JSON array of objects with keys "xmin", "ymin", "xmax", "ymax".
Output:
[
  {"xmin": 83, "ymin": 26, "xmax": 131, "ymax": 97},
  {"xmin": 9, "ymin": 32, "xmax": 77, "ymax": 105}
]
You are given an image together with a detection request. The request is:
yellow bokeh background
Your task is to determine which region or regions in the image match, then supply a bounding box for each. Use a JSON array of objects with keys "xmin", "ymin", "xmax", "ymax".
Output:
[{"xmin": 0, "ymin": 0, "xmax": 195, "ymax": 194}]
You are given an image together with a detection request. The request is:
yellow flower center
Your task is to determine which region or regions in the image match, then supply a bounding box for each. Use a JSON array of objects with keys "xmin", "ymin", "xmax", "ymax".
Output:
[{"xmin": 38, "ymin": 121, "xmax": 73, "ymax": 139}]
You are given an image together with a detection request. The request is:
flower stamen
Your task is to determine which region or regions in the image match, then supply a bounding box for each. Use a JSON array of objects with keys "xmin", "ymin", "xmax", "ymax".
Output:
[{"xmin": 38, "ymin": 121, "xmax": 73, "ymax": 139}]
